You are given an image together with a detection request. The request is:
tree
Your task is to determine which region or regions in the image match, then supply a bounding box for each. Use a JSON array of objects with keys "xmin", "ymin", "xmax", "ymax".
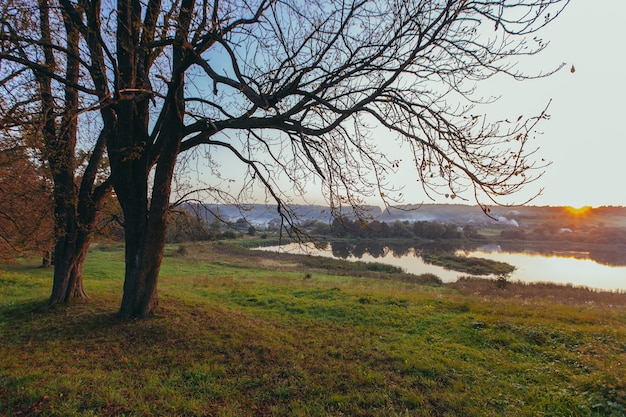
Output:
[
  {"xmin": 0, "ymin": 140, "xmax": 53, "ymax": 261},
  {"xmin": 166, "ymin": 208, "xmax": 211, "ymax": 243},
  {"xmin": 0, "ymin": 0, "xmax": 111, "ymax": 306},
  {"xmin": 1, "ymin": 0, "xmax": 568, "ymax": 318}
]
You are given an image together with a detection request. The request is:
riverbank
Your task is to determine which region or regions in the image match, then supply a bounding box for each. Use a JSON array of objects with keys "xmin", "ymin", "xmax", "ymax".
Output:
[{"xmin": 1, "ymin": 242, "xmax": 625, "ymax": 416}]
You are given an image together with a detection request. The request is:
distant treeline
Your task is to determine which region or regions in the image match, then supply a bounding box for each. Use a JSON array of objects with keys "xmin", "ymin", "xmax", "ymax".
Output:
[
  {"xmin": 327, "ymin": 217, "xmax": 483, "ymax": 240},
  {"xmin": 158, "ymin": 209, "xmax": 485, "ymax": 243},
  {"xmin": 499, "ymin": 222, "xmax": 626, "ymax": 245},
  {"xmin": 152, "ymin": 208, "xmax": 626, "ymax": 246}
]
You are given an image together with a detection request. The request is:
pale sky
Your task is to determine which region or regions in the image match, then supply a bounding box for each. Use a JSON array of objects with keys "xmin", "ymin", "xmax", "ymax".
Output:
[
  {"xmin": 474, "ymin": 0, "xmax": 626, "ymax": 208},
  {"xmin": 192, "ymin": 1, "xmax": 625, "ymax": 209},
  {"xmin": 384, "ymin": 0, "xmax": 626, "ymax": 208}
]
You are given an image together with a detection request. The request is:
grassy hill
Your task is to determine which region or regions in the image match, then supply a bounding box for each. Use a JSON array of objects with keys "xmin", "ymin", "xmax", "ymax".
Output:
[{"xmin": 1, "ymin": 242, "xmax": 625, "ymax": 416}]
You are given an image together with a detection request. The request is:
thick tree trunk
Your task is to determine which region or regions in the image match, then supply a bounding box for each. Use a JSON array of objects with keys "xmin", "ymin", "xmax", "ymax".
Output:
[
  {"xmin": 45, "ymin": 163, "xmax": 86, "ymax": 307},
  {"xmin": 47, "ymin": 233, "xmax": 90, "ymax": 306},
  {"xmin": 116, "ymin": 116, "xmax": 182, "ymax": 318},
  {"xmin": 118, "ymin": 211, "xmax": 167, "ymax": 319},
  {"xmin": 46, "ymin": 190, "xmax": 105, "ymax": 307},
  {"xmin": 39, "ymin": 0, "xmax": 103, "ymax": 309},
  {"xmin": 44, "ymin": 165, "xmax": 109, "ymax": 307},
  {"xmin": 116, "ymin": 133, "xmax": 179, "ymax": 319},
  {"xmin": 113, "ymin": 126, "xmax": 171, "ymax": 319},
  {"xmin": 113, "ymin": 0, "xmax": 188, "ymax": 319},
  {"xmin": 117, "ymin": 185, "xmax": 157, "ymax": 319}
]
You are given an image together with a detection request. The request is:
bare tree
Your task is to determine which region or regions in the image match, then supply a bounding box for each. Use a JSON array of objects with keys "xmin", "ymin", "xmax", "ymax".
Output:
[
  {"xmin": 0, "ymin": 0, "xmax": 110, "ymax": 306},
  {"xmin": 1, "ymin": 0, "xmax": 569, "ymax": 318}
]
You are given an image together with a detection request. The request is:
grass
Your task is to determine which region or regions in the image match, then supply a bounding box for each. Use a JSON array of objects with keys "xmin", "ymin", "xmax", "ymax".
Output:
[
  {"xmin": 422, "ymin": 252, "xmax": 516, "ymax": 277},
  {"xmin": 1, "ymin": 241, "xmax": 625, "ymax": 416}
]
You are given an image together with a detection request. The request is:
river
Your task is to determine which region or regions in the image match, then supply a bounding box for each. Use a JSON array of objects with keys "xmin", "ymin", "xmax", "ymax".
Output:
[{"xmin": 256, "ymin": 242, "xmax": 626, "ymax": 291}]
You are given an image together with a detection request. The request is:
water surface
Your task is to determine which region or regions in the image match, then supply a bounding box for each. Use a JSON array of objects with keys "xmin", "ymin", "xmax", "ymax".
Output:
[{"xmin": 257, "ymin": 242, "xmax": 626, "ymax": 291}]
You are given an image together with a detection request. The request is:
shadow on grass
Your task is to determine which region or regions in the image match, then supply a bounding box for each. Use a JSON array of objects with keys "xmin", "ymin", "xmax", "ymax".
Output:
[
  {"xmin": 1, "ymin": 299, "xmax": 119, "ymax": 344},
  {"xmin": 0, "ymin": 296, "xmax": 218, "ymax": 359}
]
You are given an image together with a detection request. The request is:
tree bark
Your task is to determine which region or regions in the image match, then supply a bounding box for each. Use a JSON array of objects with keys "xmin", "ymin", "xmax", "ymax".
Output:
[
  {"xmin": 114, "ymin": 0, "xmax": 189, "ymax": 319},
  {"xmin": 37, "ymin": 0, "xmax": 110, "ymax": 308},
  {"xmin": 47, "ymin": 232, "xmax": 89, "ymax": 305},
  {"xmin": 116, "ymin": 176, "xmax": 157, "ymax": 319},
  {"xmin": 46, "ymin": 178, "xmax": 108, "ymax": 307},
  {"xmin": 116, "ymin": 97, "xmax": 182, "ymax": 319},
  {"xmin": 112, "ymin": 98, "xmax": 161, "ymax": 318},
  {"xmin": 118, "ymin": 209, "xmax": 167, "ymax": 319}
]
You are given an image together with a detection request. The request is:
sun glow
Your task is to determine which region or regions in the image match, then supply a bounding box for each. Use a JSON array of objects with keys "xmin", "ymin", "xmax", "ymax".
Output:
[{"xmin": 565, "ymin": 206, "xmax": 592, "ymax": 216}]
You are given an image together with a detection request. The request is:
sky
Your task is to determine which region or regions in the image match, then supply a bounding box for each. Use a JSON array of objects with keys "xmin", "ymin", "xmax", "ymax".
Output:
[
  {"xmin": 380, "ymin": 0, "xmax": 626, "ymax": 208},
  {"xmin": 467, "ymin": 0, "xmax": 626, "ymax": 208},
  {"xmin": 194, "ymin": 0, "xmax": 625, "ymax": 209}
]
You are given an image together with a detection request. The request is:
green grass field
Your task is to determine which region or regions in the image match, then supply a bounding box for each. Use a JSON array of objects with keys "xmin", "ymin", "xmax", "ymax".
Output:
[{"xmin": 1, "ymin": 242, "xmax": 625, "ymax": 416}]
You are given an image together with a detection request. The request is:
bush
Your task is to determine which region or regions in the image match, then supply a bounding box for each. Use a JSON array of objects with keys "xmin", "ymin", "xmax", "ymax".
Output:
[
  {"xmin": 220, "ymin": 230, "xmax": 238, "ymax": 239},
  {"xmin": 174, "ymin": 245, "xmax": 188, "ymax": 257}
]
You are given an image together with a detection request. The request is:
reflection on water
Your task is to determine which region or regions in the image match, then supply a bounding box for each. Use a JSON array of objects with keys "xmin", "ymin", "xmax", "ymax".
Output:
[
  {"xmin": 258, "ymin": 241, "xmax": 626, "ymax": 291},
  {"xmin": 492, "ymin": 242, "xmax": 626, "ymax": 267}
]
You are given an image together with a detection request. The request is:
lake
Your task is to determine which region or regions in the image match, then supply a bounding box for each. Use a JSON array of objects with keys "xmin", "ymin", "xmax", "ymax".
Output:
[{"xmin": 256, "ymin": 242, "xmax": 626, "ymax": 291}]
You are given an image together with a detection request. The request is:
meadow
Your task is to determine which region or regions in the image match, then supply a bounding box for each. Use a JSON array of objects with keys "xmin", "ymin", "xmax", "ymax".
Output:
[{"xmin": 1, "ymin": 242, "xmax": 625, "ymax": 416}]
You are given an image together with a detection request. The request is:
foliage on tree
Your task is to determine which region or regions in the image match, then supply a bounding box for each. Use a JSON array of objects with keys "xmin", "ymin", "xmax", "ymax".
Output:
[
  {"xmin": 0, "ymin": 0, "xmax": 569, "ymax": 318},
  {"xmin": 329, "ymin": 216, "xmax": 465, "ymax": 241},
  {"xmin": 0, "ymin": 141, "xmax": 53, "ymax": 260},
  {"xmin": 166, "ymin": 208, "xmax": 213, "ymax": 243}
]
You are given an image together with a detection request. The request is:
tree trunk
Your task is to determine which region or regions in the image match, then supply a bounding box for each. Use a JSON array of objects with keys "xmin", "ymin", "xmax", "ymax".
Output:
[
  {"xmin": 116, "ymin": 128, "xmax": 180, "ymax": 319},
  {"xmin": 113, "ymin": 0, "xmax": 188, "ymax": 319},
  {"xmin": 39, "ymin": 0, "xmax": 105, "ymax": 309},
  {"xmin": 47, "ymin": 232, "xmax": 90, "ymax": 306},
  {"xmin": 45, "ymin": 161, "xmax": 87, "ymax": 307},
  {"xmin": 118, "ymin": 212, "xmax": 167, "ymax": 319},
  {"xmin": 46, "ymin": 189, "xmax": 105, "ymax": 307},
  {"xmin": 117, "ymin": 183, "xmax": 159, "ymax": 319},
  {"xmin": 115, "ymin": 106, "xmax": 183, "ymax": 318}
]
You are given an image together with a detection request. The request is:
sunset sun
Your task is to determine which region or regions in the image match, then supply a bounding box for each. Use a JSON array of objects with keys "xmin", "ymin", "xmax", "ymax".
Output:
[{"xmin": 565, "ymin": 206, "xmax": 592, "ymax": 216}]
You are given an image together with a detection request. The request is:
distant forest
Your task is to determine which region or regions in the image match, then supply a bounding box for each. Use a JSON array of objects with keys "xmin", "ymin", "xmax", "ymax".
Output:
[{"xmin": 155, "ymin": 204, "xmax": 626, "ymax": 247}]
